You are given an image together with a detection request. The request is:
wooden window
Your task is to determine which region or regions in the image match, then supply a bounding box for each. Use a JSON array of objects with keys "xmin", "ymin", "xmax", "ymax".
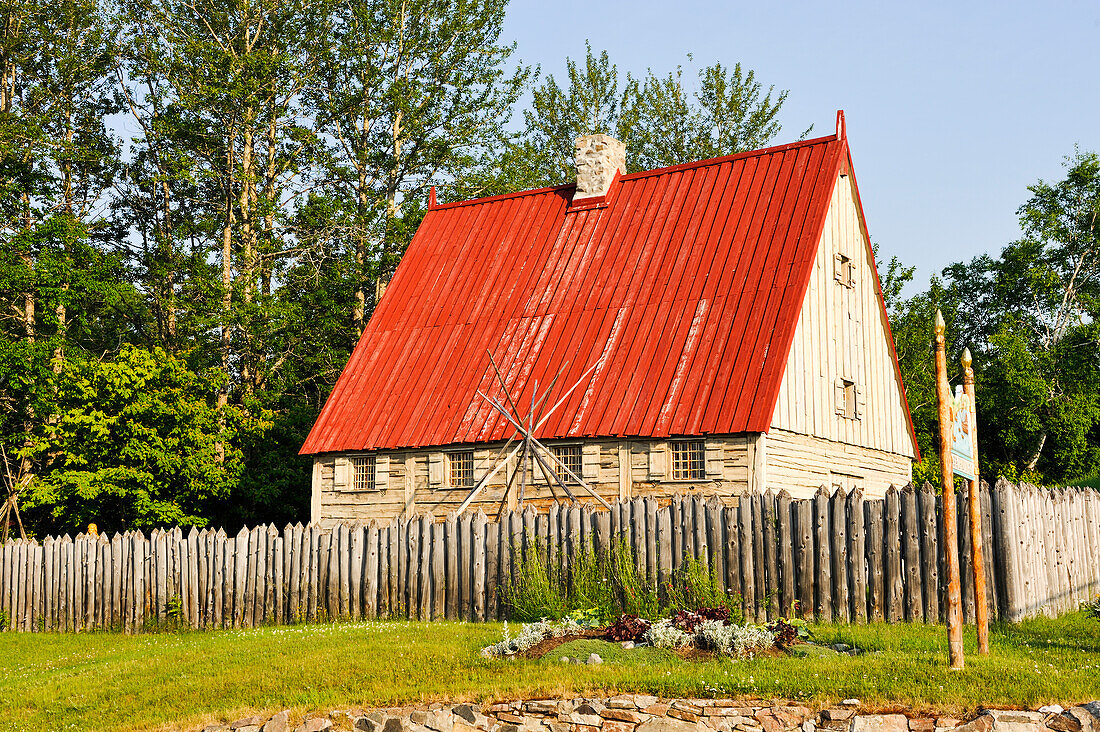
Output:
[
  {"xmin": 671, "ymin": 440, "xmax": 706, "ymax": 480},
  {"xmin": 352, "ymin": 455, "xmax": 376, "ymax": 491},
  {"xmin": 551, "ymin": 444, "xmax": 582, "ymax": 484},
  {"xmin": 835, "ymin": 378, "xmax": 858, "ymax": 419},
  {"xmin": 448, "ymin": 450, "xmax": 474, "ymax": 488},
  {"xmin": 834, "ymin": 252, "xmax": 855, "ymax": 288}
]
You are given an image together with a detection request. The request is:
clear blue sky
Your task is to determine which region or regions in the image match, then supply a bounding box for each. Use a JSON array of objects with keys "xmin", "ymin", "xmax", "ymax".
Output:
[{"xmin": 501, "ymin": 0, "xmax": 1100, "ymax": 291}]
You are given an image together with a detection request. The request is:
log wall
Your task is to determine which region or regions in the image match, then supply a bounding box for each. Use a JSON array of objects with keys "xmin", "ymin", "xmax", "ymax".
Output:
[{"xmin": 1, "ymin": 480, "xmax": 1096, "ymax": 632}]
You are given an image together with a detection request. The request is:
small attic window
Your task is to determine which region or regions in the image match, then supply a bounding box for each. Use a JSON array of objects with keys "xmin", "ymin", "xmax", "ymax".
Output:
[
  {"xmin": 835, "ymin": 378, "xmax": 860, "ymax": 420},
  {"xmin": 834, "ymin": 253, "xmax": 855, "ymax": 288}
]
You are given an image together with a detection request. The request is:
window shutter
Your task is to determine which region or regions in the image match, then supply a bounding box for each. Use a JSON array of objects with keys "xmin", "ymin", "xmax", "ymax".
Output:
[
  {"xmin": 376, "ymin": 454, "xmax": 390, "ymax": 491},
  {"xmin": 333, "ymin": 456, "xmax": 350, "ymax": 489},
  {"xmin": 855, "ymin": 384, "xmax": 866, "ymax": 420},
  {"xmin": 581, "ymin": 443, "xmax": 600, "ymax": 482},
  {"xmin": 834, "ymin": 253, "xmax": 845, "ymax": 283},
  {"xmin": 647, "ymin": 442, "xmax": 667, "ymax": 481},
  {"xmin": 428, "ymin": 452, "xmax": 444, "ymax": 487},
  {"xmin": 473, "ymin": 448, "xmax": 489, "ymax": 483},
  {"xmin": 705, "ymin": 440, "xmax": 723, "ymax": 479},
  {"xmin": 834, "ymin": 378, "xmax": 846, "ymax": 416}
]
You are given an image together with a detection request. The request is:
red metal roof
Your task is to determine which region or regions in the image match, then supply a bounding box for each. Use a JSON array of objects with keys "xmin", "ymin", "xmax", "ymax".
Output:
[{"xmin": 301, "ymin": 118, "xmax": 911, "ymax": 455}]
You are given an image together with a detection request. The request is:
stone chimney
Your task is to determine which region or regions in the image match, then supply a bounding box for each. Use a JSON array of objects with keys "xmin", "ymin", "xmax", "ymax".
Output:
[{"xmin": 574, "ymin": 134, "xmax": 626, "ymax": 201}]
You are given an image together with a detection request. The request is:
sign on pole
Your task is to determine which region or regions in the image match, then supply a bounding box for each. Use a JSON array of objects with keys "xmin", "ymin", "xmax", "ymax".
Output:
[{"xmin": 950, "ymin": 385, "xmax": 976, "ymax": 480}]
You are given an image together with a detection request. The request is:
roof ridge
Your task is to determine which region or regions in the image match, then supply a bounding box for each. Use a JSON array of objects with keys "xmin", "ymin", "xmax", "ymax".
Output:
[{"xmin": 432, "ymin": 133, "xmax": 840, "ymax": 211}]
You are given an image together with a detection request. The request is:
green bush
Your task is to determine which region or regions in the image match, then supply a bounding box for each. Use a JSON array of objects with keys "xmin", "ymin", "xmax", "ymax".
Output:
[{"xmin": 502, "ymin": 537, "xmax": 744, "ymax": 623}]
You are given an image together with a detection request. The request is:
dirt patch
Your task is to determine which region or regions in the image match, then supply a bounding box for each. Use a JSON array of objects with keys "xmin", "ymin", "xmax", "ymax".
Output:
[{"xmin": 520, "ymin": 629, "xmax": 608, "ymax": 658}]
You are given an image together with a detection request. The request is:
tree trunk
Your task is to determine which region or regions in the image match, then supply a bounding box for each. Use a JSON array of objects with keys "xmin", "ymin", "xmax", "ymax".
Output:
[{"xmin": 1024, "ymin": 431, "xmax": 1047, "ymax": 473}]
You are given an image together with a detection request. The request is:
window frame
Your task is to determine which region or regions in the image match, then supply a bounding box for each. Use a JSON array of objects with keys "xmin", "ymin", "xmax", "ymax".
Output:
[
  {"xmin": 834, "ymin": 252, "xmax": 855, "ymax": 288},
  {"xmin": 550, "ymin": 443, "xmax": 583, "ymax": 485},
  {"xmin": 670, "ymin": 439, "xmax": 706, "ymax": 481},
  {"xmin": 351, "ymin": 454, "xmax": 377, "ymax": 492},
  {"xmin": 446, "ymin": 449, "xmax": 475, "ymax": 489}
]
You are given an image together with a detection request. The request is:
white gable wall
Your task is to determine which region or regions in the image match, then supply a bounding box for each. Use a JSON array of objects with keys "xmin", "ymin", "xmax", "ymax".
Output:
[{"xmin": 768, "ymin": 171, "xmax": 916, "ymax": 497}]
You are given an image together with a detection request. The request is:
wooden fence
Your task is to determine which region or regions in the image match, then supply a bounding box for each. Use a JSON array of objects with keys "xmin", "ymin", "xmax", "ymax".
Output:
[{"xmin": 2, "ymin": 480, "xmax": 1098, "ymax": 632}]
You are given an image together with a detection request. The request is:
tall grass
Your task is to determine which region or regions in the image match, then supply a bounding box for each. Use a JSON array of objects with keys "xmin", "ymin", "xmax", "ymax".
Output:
[{"xmin": 502, "ymin": 538, "xmax": 741, "ymax": 622}]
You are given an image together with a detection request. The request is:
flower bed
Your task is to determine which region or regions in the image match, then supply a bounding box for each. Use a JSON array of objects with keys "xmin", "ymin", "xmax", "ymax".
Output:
[{"xmin": 481, "ymin": 607, "xmax": 813, "ymax": 660}]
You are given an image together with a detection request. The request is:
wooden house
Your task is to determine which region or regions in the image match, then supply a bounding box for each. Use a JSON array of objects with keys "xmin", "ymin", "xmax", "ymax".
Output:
[{"xmin": 300, "ymin": 111, "xmax": 920, "ymax": 526}]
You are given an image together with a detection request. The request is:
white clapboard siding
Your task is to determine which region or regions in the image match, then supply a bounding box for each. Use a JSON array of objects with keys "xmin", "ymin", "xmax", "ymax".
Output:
[{"xmin": 770, "ymin": 172, "xmax": 916, "ymax": 459}]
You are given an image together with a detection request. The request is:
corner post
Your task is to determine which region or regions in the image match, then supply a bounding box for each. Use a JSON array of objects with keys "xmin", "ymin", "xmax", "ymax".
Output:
[
  {"xmin": 935, "ymin": 310, "xmax": 965, "ymax": 669},
  {"xmin": 963, "ymin": 348, "xmax": 990, "ymax": 654}
]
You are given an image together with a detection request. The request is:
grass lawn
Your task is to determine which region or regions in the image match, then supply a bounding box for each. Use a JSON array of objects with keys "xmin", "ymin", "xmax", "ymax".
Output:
[{"xmin": 2, "ymin": 614, "xmax": 1099, "ymax": 732}]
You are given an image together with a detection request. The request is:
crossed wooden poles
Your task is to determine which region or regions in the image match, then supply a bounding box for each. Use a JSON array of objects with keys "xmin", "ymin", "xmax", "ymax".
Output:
[
  {"xmin": 0, "ymin": 445, "xmax": 27, "ymax": 543},
  {"xmin": 455, "ymin": 351, "xmax": 612, "ymax": 517}
]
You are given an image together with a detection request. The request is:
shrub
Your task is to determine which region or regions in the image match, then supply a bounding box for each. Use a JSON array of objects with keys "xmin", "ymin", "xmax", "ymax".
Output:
[
  {"xmin": 502, "ymin": 538, "xmax": 658, "ymax": 622},
  {"xmin": 607, "ymin": 613, "xmax": 651, "ymax": 642},
  {"xmin": 664, "ymin": 558, "xmax": 743, "ymax": 622},
  {"xmin": 645, "ymin": 618, "xmax": 693, "ymax": 649},
  {"xmin": 1083, "ymin": 595, "xmax": 1100, "ymax": 621}
]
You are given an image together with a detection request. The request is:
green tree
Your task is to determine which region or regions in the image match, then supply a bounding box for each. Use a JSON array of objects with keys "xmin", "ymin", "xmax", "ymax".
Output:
[
  {"xmin": 21, "ymin": 346, "xmax": 267, "ymax": 534},
  {"xmin": 468, "ymin": 45, "xmax": 802, "ymax": 196},
  {"xmin": 306, "ymin": 0, "xmax": 526, "ymax": 332},
  {"xmin": 886, "ymin": 151, "xmax": 1100, "ymax": 485}
]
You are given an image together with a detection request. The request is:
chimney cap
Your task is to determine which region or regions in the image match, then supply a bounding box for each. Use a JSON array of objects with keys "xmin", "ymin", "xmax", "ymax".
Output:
[{"xmin": 574, "ymin": 133, "xmax": 626, "ymax": 203}]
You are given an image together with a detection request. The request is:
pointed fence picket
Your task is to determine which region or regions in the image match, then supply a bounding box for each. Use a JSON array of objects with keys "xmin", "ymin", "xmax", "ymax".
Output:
[{"xmin": 2, "ymin": 480, "xmax": 1098, "ymax": 633}]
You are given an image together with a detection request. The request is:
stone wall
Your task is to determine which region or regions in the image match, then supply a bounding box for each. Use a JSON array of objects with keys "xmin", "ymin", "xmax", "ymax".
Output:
[{"xmin": 197, "ymin": 697, "xmax": 1100, "ymax": 732}]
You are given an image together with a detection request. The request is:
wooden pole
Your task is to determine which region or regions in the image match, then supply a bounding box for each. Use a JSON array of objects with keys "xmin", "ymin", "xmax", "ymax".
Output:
[
  {"xmin": 962, "ymin": 348, "xmax": 990, "ymax": 654},
  {"xmin": 935, "ymin": 310, "xmax": 965, "ymax": 670}
]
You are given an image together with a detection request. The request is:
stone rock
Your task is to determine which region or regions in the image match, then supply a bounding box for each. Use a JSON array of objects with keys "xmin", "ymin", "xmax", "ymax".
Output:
[
  {"xmin": 454, "ymin": 706, "xmax": 479, "ymax": 725},
  {"xmin": 382, "ymin": 717, "xmax": 410, "ymax": 732},
  {"xmin": 293, "ymin": 720, "xmax": 333, "ymax": 732},
  {"xmin": 264, "ymin": 711, "xmax": 292, "ymax": 732},
  {"xmin": 607, "ymin": 696, "xmax": 638, "ymax": 710},
  {"xmin": 201, "ymin": 726, "xmax": 229, "ymax": 732},
  {"xmin": 635, "ymin": 697, "xmax": 660, "ymax": 710},
  {"xmin": 935, "ymin": 719, "xmax": 961, "ymax": 730},
  {"xmin": 842, "ymin": 701, "xmax": 861, "ymax": 708},
  {"xmin": 802, "ymin": 722, "xmax": 816, "ymax": 732},
  {"xmin": 669, "ymin": 710, "xmax": 700, "ymax": 723},
  {"xmin": 621, "ymin": 641, "xmax": 636, "ymax": 649},
  {"xmin": 233, "ymin": 717, "xmax": 266, "ymax": 730},
  {"xmin": 566, "ymin": 713, "xmax": 603, "ymax": 727},
  {"xmin": 586, "ymin": 653, "xmax": 603, "ymax": 665},
  {"xmin": 908, "ymin": 719, "xmax": 935, "ymax": 732},
  {"xmin": 1048, "ymin": 714, "xmax": 1083, "ymax": 732},
  {"xmin": 1040, "ymin": 708, "xmax": 1065, "ymax": 716},
  {"xmin": 952, "ymin": 714, "xmax": 994, "ymax": 732},
  {"xmin": 560, "ymin": 657, "xmax": 570, "ymax": 664},
  {"xmin": 602, "ymin": 709, "xmax": 647, "ymax": 724},
  {"xmin": 237, "ymin": 727, "xmax": 262, "ymax": 732},
  {"xmin": 605, "ymin": 723, "xmax": 638, "ymax": 732},
  {"xmin": 1064, "ymin": 705, "xmax": 1100, "ymax": 732},
  {"xmin": 823, "ymin": 710, "xmax": 855, "ymax": 722},
  {"xmin": 672, "ymin": 702, "xmax": 704, "ymax": 715},
  {"xmin": 497, "ymin": 714, "xmax": 525, "ymax": 725},
  {"xmin": 425, "ymin": 711, "xmax": 454, "ymax": 732},
  {"xmin": 851, "ymin": 715, "xmax": 909, "ymax": 732},
  {"xmin": 831, "ymin": 643, "xmax": 852, "ymax": 652},
  {"xmin": 355, "ymin": 719, "xmax": 379, "ymax": 732},
  {"xmin": 524, "ymin": 702, "xmax": 559, "ymax": 715},
  {"xmin": 985, "ymin": 710, "xmax": 1045, "ymax": 732},
  {"xmin": 638, "ymin": 718, "xmax": 707, "ymax": 732}
]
